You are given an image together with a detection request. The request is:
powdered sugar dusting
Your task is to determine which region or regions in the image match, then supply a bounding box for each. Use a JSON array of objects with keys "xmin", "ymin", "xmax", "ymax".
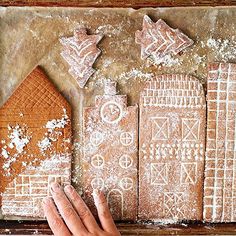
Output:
[
  {"xmin": 38, "ymin": 109, "xmax": 69, "ymax": 153},
  {"xmin": 205, "ymin": 37, "xmax": 236, "ymax": 61},
  {"xmin": 8, "ymin": 125, "xmax": 31, "ymax": 153},
  {"xmin": 1, "ymin": 124, "xmax": 31, "ymax": 176}
]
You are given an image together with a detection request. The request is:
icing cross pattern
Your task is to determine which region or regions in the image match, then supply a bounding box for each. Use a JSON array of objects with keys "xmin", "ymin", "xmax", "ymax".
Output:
[
  {"xmin": 91, "ymin": 155, "xmax": 104, "ymax": 168},
  {"xmin": 90, "ymin": 131, "xmax": 103, "ymax": 146},
  {"xmin": 120, "ymin": 177, "xmax": 133, "ymax": 190},
  {"xmin": 120, "ymin": 132, "xmax": 133, "ymax": 146},
  {"xmin": 119, "ymin": 155, "xmax": 133, "ymax": 168},
  {"xmin": 91, "ymin": 177, "xmax": 104, "ymax": 190}
]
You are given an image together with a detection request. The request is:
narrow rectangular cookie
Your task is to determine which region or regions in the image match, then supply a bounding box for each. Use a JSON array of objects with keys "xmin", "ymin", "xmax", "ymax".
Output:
[{"xmin": 204, "ymin": 62, "xmax": 236, "ymax": 222}]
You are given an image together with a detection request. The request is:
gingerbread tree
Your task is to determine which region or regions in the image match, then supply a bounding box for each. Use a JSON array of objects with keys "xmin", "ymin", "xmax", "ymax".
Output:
[
  {"xmin": 135, "ymin": 15, "xmax": 193, "ymax": 63},
  {"xmin": 60, "ymin": 28, "xmax": 103, "ymax": 88}
]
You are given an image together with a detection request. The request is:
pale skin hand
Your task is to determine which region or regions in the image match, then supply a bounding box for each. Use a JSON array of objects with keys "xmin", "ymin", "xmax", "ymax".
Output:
[{"xmin": 42, "ymin": 183, "xmax": 121, "ymax": 236}]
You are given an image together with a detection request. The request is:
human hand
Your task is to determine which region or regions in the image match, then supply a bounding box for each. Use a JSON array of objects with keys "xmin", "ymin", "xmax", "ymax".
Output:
[{"xmin": 42, "ymin": 183, "xmax": 121, "ymax": 236}]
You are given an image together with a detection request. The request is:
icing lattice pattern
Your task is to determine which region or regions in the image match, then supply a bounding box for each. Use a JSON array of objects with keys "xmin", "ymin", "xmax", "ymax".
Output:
[
  {"xmin": 142, "ymin": 75, "xmax": 205, "ymax": 108},
  {"xmin": 204, "ymin": 62, "xmax": 236, "ymax": 222}
]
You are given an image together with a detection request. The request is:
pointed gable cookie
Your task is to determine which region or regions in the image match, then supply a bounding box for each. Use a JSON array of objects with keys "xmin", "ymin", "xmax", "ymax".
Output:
[{"xmin": 0, "ymin": 67, "xmax": 72, "ymax": 218}]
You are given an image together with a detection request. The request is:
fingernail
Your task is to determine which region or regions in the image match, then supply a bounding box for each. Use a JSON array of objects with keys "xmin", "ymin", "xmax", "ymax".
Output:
[
  {"xmin": 92, "ymin": 188, "xmax": 100, "ymax": 196},
  {"xmin": 50, "ymin": 182, "xmax": 61, "ymax": 193},
  {"xmin": 64, "ymin": 185, "xmax": 73, "ymax": 194},
  {"xmin": 92, "ymin": 189, "xmax": 101, "ymax": 206},
  {"xmin": 42, "ymin": 197, "xmax": 52, "ymax": 206}
]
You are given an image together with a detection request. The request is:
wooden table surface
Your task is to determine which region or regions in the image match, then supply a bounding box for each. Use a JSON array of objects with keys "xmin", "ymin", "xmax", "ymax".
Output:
[{"xmin": 0, "ymin": 0, "xmax": 236, "ymax": 235}]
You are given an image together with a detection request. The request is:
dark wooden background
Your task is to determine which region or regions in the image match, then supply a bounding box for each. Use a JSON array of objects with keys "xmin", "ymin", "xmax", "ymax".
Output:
[
  {"xmin": 1, "ymin": 221, "xmax": 236, "ymax": 235},
  {"xmin": 0, "ymin": 0, "xmax": 236, "ymax": 7},
  {"xmin": 0, "ymin": 0, "xmax": 236, "ymax": 235}
]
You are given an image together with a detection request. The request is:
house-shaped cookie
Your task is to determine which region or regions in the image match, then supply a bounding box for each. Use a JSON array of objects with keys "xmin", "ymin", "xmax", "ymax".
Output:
[
  {"xmin": 139, "ymin": 74, "xmax": 206, "ymax": 222},
  {"xmin": 0, "ymin": 66, "xmax": 72, "ymax": 218},
  {"xmin": 82, "ymin": 81, "xmax": 138, "ymax": 221}
]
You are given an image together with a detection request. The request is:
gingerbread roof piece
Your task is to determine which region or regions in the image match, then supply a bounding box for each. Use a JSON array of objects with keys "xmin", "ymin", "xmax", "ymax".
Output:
[
  {"xmin": 135, "ymin": 15, "xmax": 194, "ymax": 63},
  {"xmin": 0, "ymin": 66, "xmax": 72, "ymax": 218},
  {"xmin": 139, "ymin": 74, "xmax": 206, "ymax": 222},
  {"xmin": 1, "ymin": 67, "xmax": 69, "ymax": 111},
  {"xmin": 60, "ymin": 28, "xmax": 103, "ymax": 88},
  {"xmin": 204, "ymin": 62, "xmax": 236, "ymax": 222}
]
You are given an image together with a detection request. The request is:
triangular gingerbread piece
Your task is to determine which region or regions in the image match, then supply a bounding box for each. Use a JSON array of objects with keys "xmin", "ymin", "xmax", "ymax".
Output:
[{"xmin": 2, "ymin": 67, "xmax": 68, "ymax": 111}]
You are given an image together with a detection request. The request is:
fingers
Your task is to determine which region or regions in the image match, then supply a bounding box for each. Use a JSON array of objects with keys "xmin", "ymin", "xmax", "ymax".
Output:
[
  {"xmin": 64, "ymin": 185, "xmax": 100, "ymax": 233},
  {"xmin": 42, "ymin": 197, "xmax": 71, "ymax": 236},
  {"xmin": 50, "ymin": 182, "xmax": 88, "ymax": 236},
  {"xmin": 93, "ymin": 189, "xmax": 120, "ymax": 235}
]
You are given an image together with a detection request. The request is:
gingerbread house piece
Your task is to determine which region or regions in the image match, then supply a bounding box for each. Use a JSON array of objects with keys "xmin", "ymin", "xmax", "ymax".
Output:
[
  {"xmin": 0, "ymin": 67, "xmax": 72, "ymax": 218},
  {"xmin": 204, "ymin": 62, "xmax": 236, "ymax": 222},
  {"xmin": 82, "ymin": 81, "xmax": 138, "ymax": 221},
  {"xmin": 139, "ymin": 75, "xmax": 206, "ymax": 222}
]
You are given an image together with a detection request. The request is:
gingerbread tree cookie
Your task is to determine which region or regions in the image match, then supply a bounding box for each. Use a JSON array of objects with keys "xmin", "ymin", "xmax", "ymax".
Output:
[
  {"xmin": 60, "ymin": 28, "xmax": 103, "ymax": 88},
  {"xmin": 135, "ymin": 15, "xmax": 193, "ymax": 64}
]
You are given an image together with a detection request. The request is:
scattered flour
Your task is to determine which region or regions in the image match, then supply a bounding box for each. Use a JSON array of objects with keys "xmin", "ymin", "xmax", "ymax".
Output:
[
  {"xmin": 118, "ymin": 68, "xmax": 154, "ymax": 81},
  {"xmin": 1, "ymin": 124, "xmax": 31, "ymax": 176},
  {"xmin": 193, "ymin": 54, "xmax": 206, "ymax": 66},
  {"xmin": 45, "ymin": 108, "xmax": 69, "ymax": 130},
  {"xmin": 205, "ymin": 37, "xmax": 236, "ymax": 61},
  {"xmin": 8, "ymin": 125, "xmax": 31, "ymax": 153},
  {"xmin": 37, "ymin": 109, "xmax": 69, "ymax": 153},
  {"xmin": 150, "ymin": 54, "xmax": 182, "ymax": 67},
  {"xmin": 1, "ymin": 149, "xmax": 9, "ymax": 159},
  {"xmin": 95, "ymin": 24, "xmax": 123, "ymax": 37},
  {"xmin": 37, "ymin": 137, "xmax": 52, "ymax": 152}
]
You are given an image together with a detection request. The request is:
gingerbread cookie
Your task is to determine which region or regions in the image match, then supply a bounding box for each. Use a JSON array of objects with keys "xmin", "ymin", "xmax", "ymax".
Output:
[
  {"xmin": 139, "ymin": 74, "xmax": 206, "ymax": 222},
  {"xmin": 135, "ymin": 15, "xmax": 193, "ymax": 63},
  {"xmin": 0, "ymin": 67, "xmax": 72, "ymax": 218},
  {"xmin": 204, "ymin": 62, "xmax": 236, "ymax": 222},
  {"xmin": 82, "ymin": 81, "xmax": 138, "ymax": 221},
  {"xmin": 60, "ymin": 28, "xmax": 103, "ymax": 88}
]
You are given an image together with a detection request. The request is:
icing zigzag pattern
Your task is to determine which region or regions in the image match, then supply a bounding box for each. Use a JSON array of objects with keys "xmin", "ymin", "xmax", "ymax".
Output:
[
  {"xmin": 60, "ymin": 28, "xmax": 103, "ymax": 88},
  {"xmin": 135, "ymin": 15, "xmax": 194, "ymax": 63}
]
